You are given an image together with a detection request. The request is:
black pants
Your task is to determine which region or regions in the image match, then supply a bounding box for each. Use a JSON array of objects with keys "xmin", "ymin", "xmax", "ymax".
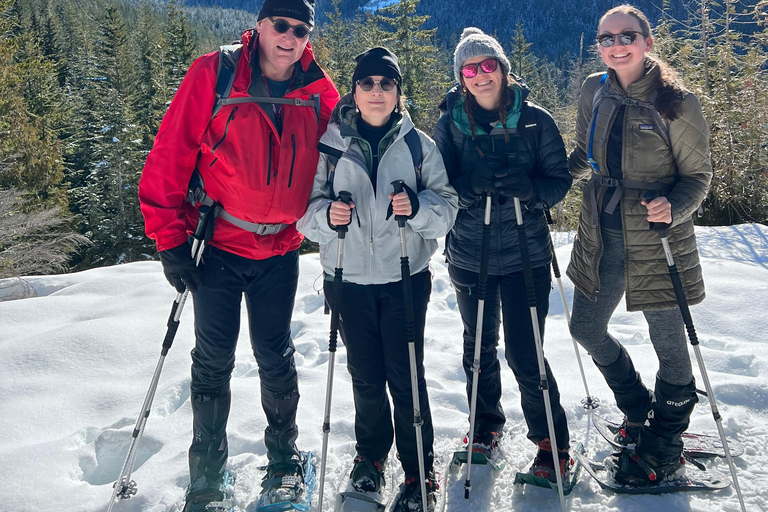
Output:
[
  {"xmin": 449, "ymin": 263, "xmax": 569, "ymax": 448},
  {"xmin": 189, "ymin": 247, "xmax": 301, "ymax": 480},
  {"xmin": 324, "ymin": 271, "xmax": 434, "ymax": 479}
]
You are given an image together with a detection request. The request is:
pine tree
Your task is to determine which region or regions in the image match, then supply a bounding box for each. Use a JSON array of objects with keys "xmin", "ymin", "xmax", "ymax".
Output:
[
  {"xmin": 312, "ymin": 0, "xmax": 357, "ymax": 97},
  {"xmin": 132, "ymin": 2, "xmax": 164, "ymax": 148},
  {"xmin": 165, "ymin": 0, "xmax": 196, "ymax": 95},
  {"xmin": 75, "ymin": 3, "xmax": 147, "ymax": 266},
  {"xmin": 372, "ymin": 0, "xmax": 449, "ymax": 131}
]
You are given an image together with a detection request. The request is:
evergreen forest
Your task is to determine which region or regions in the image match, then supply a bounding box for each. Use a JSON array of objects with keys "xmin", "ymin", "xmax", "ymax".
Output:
[{"xmin": 1, "ymin": 0, "xmax": 766, "ymax": 277}]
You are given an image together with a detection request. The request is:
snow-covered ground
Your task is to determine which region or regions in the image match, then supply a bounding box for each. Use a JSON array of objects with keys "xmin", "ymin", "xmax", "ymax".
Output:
[{"xmin": 0, "ymin": 224, "xmax": 766, "ymax": 512}]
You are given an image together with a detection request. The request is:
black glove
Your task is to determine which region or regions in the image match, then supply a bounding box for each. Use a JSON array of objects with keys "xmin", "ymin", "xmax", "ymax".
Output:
[
  {"xmin": 494, "ymin": 168, "xmax": 534, "ymax": 202},
  {"xmin": 469, "ymin": 155, "xmax": 507, "ymax": 196},
  {"xmin": 158, "ymin": 243, "xmax": 203, "ymax": 293}
]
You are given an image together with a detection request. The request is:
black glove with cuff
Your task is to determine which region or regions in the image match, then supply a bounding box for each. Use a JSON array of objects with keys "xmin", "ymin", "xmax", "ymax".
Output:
[
  {"xmin": 494, "ymin": 168, "xmax": 535, "ymax": 202},
  {"xmin": 158, "ymin": 243, "xmax": 203, "ymax": 293}
]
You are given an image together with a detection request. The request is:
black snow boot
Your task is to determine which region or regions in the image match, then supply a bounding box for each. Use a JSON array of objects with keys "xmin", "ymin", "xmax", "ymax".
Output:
[
  {"xmin": 593, "ymin": 345, "xmax": 653, "ymax": 424},
  {"xmin": 350, "ymin": 455, "xmax": 386, "ymax": 493},
  {"xmin": 608, "ymin": 448, "xmax": 685, "ymax": 486},
  {"xmin": 188, "ymin": 387, "xmax": 231, "ymax": 487},
  {"xmin": 637, "ymin": 376, "xmax": 698, "ymax": 463}
]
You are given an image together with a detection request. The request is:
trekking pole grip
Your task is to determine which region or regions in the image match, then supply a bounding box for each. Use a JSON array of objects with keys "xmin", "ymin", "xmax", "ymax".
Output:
[
  {"xmin": 391, "ymin": 179, "xmax": 407, "ymax": 227},
  {"xmin": 335, "ymin": 191, "xmax": 353, "ymax": 237},
  {"xmin": 644, "ymin": 191, "xmax": 671, "ymax": 236}
]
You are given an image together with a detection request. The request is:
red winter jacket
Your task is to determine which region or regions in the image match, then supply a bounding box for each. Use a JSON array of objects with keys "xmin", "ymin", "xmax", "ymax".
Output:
[{"xmin": 139, "ymin": 29, "xmax": 339, "ymax": 260}]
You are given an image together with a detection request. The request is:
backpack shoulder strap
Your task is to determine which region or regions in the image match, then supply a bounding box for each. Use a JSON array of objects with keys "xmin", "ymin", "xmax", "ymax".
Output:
[
  {"xmin": 212, "ymin": 43, "xmax": 243, "ymax": 119},
  {"xmin": 403, "ymin": 128, "xmax": 424, "ymax": 192},
  {"xmin": 318, "ymin": 142, "xmax": 343, "ymax": 199}
]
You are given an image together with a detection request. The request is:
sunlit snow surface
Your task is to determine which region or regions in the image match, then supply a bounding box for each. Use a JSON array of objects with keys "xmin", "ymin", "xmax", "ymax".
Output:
[{"xmin": 0, "ymin": 224, "xmax": 766, "ymax": 512}]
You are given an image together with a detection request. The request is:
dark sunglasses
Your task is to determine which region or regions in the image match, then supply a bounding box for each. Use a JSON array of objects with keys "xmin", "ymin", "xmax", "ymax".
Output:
[
  {"xmin": 268, "ymin": 16, "xmax": 312, "ymax": 39},
  {"xmin": 356, "ymin": 77, "xmax": 398, "ymax": 92},
  {"xmin": 596, "ymin": 31, "xmax": 645, "ymax": 47},
  {"xmin": 460, "ymin": 58, "xmax": 498, "ymax": 79}
]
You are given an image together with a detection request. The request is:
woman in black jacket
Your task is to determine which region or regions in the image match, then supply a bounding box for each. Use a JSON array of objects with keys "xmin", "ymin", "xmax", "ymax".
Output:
[{"xmin": 433, "ymin": 27, "xmax": 573, "ymax": 482}]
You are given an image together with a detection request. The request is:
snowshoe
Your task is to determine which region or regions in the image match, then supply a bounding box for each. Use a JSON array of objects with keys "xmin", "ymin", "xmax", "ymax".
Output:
[
  {"xmin": 255, "ymin": 451, "xmax": 316, "ymax": 511},
  {"xmin": 449, "ymin": 431, "xmax": 505, "ymax": 471}
]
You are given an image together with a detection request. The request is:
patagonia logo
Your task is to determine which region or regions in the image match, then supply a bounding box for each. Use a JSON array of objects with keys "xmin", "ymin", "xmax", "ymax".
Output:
[
  {"xmin": 525, "ymin": 123, "xmax": 538, "ymax": 128},
  {"xmin": 639, "ymin": 124, "xmax": 655, "ymax": 130}
]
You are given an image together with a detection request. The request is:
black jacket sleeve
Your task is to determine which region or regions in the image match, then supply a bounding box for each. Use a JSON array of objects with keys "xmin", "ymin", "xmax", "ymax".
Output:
[{"xmin": 530, "ymin": 106, "xmax": 572, "ymax": 208}]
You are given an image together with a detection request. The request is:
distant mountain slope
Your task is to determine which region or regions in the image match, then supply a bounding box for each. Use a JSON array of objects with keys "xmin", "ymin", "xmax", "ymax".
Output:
[{"xmin": 180, "ymin": 0, "xmax": 689, "ymax": 59}]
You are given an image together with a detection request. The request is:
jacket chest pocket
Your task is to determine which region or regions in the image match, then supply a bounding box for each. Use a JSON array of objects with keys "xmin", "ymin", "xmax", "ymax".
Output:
[{"xmin": 627, "ymin": 115, "xmax": 674, "ymax": 178}]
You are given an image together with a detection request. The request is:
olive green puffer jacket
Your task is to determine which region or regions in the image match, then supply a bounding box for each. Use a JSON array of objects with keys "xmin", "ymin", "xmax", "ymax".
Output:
[{"xmin": 567, "ymin": 61, "xmax": 712, "ymax": 311}]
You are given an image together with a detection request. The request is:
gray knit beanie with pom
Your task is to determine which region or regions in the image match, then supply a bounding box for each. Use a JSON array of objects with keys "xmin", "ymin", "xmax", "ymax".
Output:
[{"xmin": 453, "ymin": 27, "xmax": 511, "ymax": 84}]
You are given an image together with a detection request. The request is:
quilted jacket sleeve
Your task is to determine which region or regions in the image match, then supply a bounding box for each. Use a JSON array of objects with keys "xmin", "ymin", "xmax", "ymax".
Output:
[
  {"xmin": 531, "ymin": 106, "xmax": 572, "ymax": 208},
  {"xmin": 568, "ymin": 75, "xmax": 601, "ymax": 182},
  {"xmin": 667, "ymin": 93, "xmax": 712, "ymax": 228},
  {"xmin": 138, "ymin": 53, "xmax": 218, "ymax": 251},
  {"xmin": 433, "ymin": 113, "xmax": 476, "ymax": 209}
]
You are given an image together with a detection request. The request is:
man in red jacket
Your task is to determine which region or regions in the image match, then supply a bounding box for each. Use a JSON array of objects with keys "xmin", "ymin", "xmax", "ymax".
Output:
[{"xmin": 138, "ymin": 0, "xmax": 339, "ymax": 509}]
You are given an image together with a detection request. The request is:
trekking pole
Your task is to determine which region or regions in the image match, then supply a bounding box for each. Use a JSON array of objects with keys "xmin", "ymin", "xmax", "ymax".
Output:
[
  {"xmin": 544, "ymin": 210, "xmax": 599, "ymax": 420},
  {"xmin": 317, "ymin": 191, "xmax": 353, "ymax": 512},
  {"xmin": 107, "ymin": 205, "xmax": 213, "ymax": 512},
  {"xmin": 391, "ymin": 179, "xmax": 429, "ymax": 512},
  {"xmin": 647, "ymin": 214, "xmax": 746, "ymax": 512},
  {"xmin": 463, "ymin": 194, "xmax": 492, "ymax": 500},
  {"xmin": 514, "ymin": 199, "xmax": 567, "ymax": 512}
]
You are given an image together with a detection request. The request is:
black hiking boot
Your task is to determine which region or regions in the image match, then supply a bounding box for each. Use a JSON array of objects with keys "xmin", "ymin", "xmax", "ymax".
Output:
[
  {"xmin": 608, "ymin": 449, "xmax": 685, "ymax": 486},
  {"xmin": 260, "ymin": 454, "xmax": 305, "ymax": 503},
  {"xmin": 463, "ymin": 430, "xmax": 501, "ymax": 460},
  {"xmin": 615, "ymin": 417, "xmax": 642, "ymax": 449},
  {"xmin": 350, "ymin": 455, "xmax": 386, "ymax": 493},
  {"xmin": 530, "ymin": 438, "xmax": 571, "ymax": 483},
  {"xmin": 183, "ymin": 474, "xmax": 231, "ymax": 512},
  {"xmin": 394, "ymin": 471, "xmax": 438, "ymax": 512}
]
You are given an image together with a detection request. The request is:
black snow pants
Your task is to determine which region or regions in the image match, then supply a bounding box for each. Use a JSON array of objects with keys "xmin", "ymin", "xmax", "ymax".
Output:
[
  {"xmin": 188, "ymin": 247, "xmax": 301, "ymax": 484},
  {"xmin": 448, "ymin": 263, "xmax": 569, "ymax": 448},
  {"xmin": 324, "ymin": 271, "xmax": 434, "ymax": 479}
]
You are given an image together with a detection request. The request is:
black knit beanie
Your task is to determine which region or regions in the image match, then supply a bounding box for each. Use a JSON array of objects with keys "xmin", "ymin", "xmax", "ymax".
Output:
[
  {"xmin": 352, "ymin": 47, "xmax": 402, "ymax": 93},
  {"xmin": 257, "ymin": 0, "xmax": 315, "ymax": 27}
]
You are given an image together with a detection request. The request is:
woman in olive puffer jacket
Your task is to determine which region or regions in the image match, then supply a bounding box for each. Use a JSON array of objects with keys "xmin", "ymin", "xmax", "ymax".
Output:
[{"xmin": 567, "ymin": 5, "xmax": 712, "ymax": 487}]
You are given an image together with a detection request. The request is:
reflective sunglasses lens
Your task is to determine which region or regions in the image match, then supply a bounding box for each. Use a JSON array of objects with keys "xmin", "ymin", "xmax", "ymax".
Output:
[
  {"xmin": 597, "ymin": 34, "xmax": 615, "ymax": 47},
  {"xmin": 480, "ymin": 58, "xmax": 497, "ymax": 73},
  {"xmin": 618, "ymin": 32, "xmax": 637, "ymax": 45},
  {"xmin": 461, "ymin": 65, "xmax": 478, "ymax": 78},
  {"xmin": 380, "ymin": 78, "xmax": 396, "ymax": 91},
  {"xmin": 273, "ymin": 19, "xmax": 290, "ymax": 34},
  {"xmin": 358, "ymin": 78, "xmax": 375, "ymax": 92},
  {"xmin": 293, "ymin": 25, "xmax": 310, "ymax": 38}
]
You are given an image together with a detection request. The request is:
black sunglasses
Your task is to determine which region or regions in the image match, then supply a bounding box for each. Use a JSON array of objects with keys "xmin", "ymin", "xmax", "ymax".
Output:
[
  {"xmin": 596, "ymin": 31, "xmax": 645, "ymax": 47},
  {"xmin": 356, "ymin": 77, "xmax": 398, "ymax": 92},
  {"xmin": 268, "ymin": 16, "xmax": 312, "ymax": 39}
]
